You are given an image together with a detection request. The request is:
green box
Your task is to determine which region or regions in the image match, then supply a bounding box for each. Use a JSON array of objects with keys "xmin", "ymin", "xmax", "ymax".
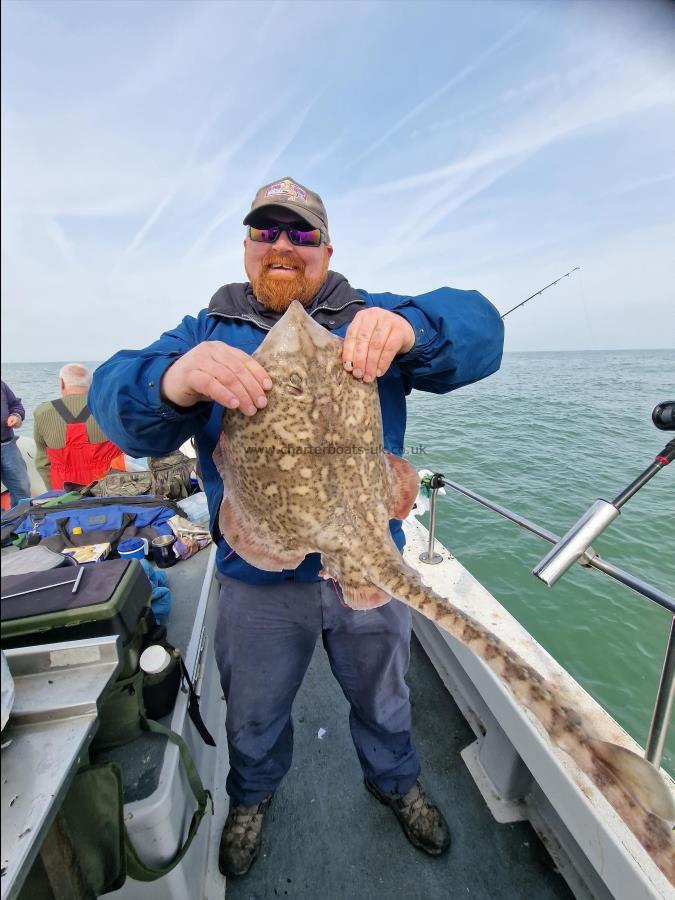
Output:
[{"xmin": 1, "ymin": 559, "xmax": 151, "ymax": 654}]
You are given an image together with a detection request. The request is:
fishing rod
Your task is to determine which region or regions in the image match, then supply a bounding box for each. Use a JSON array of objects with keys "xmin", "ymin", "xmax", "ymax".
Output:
[{"xmin": 501, "ymin": 267, "xmax": 580, "ymax": 319}]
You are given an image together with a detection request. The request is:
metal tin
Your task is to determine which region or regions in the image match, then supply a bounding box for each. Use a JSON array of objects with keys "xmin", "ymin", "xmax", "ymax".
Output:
[{"xmin": 151, "ymin": 534, "xmax": 177, "ymax": 568}]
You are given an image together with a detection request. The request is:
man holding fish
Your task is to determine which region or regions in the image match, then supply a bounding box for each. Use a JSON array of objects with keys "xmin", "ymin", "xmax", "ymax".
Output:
[{"xmin": 90, "ymin": 177, "xmax": 504, "ymax": 877}]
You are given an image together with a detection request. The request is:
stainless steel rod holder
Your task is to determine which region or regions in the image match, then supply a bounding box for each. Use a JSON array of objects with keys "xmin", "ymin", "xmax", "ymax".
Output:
[
  {"xmin": 430, "ymin": 472, "xmax": 674, "ymax": 766},
  {"xmin": 419, "ymin": 487, "xmax": 442, "ymax": 564},
  {"xmin": 645, "ymin": 616, "xmax": 675, "ymax": 769},
  {"xmin": 532, "ymin": 499, "xmax": 620, "ymax": 587},
  {"xmin": 438, "ymin": 476, "xmax": 674, "ymax": 613}
]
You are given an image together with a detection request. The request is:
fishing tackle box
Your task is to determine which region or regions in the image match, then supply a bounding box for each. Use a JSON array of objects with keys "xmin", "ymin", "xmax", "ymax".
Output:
[{"xmin": 1, "ymin": 559, "xmax": 151, "ymax": 658}]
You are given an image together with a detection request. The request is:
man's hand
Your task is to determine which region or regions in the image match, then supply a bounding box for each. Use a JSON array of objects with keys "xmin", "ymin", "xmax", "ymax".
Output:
[
  {"xmin": 6, "ymin": 414, "xmax": 22, "ymax": 429},
  {"xmin": 160, "ymin": 342, "xmax": 272, "ymax": 416},
  {"xmin": 342, "ymin": 309, "xmax": 415, "ymax": 382}
]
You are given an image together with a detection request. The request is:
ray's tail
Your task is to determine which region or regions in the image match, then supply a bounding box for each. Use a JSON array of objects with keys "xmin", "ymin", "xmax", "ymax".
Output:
[{"xmin": 370, "ymin": 556, "xmax": 675, "ymax": 884}]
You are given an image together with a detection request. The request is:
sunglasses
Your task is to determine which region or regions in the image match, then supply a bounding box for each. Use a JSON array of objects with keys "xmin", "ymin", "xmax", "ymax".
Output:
[{"xmin": 248, "ymin": 224, "xmax": 324, "ymax": 247}]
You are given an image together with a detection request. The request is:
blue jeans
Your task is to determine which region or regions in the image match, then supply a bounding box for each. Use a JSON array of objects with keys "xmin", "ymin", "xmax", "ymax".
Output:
[
  {"xmin": 1, "ymin": 440, "xmax": 31, "ymax": 507},
  {"xmin": 214, "ymin": 574, "xmax": 420, "ymax": 805}
]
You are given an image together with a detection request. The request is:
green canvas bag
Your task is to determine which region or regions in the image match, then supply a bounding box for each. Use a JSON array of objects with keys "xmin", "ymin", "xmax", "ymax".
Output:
[
  {"xmin": 17, "ymin": 720, "xmax": 212, "ymax": 899},
  {"xmin": 59, "ymin": 719, "xmax": 211, "ymax": 895}
]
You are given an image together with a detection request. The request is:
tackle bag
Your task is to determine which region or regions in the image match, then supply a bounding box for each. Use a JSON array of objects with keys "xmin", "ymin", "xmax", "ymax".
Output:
[
  {"xmin": 5, "ymin": 495, "xmax": 180, "ymax": 554},
  {"xmin": 147, "ymin": 451, "xmax": 195, "ymax": 500},
  {"xmin": 89, "ymin": 470, "xmax": 154, "ymax": 497},
  {"xmin": 89, "ymin": 451, "xmax": 195, "ymax": 501}
]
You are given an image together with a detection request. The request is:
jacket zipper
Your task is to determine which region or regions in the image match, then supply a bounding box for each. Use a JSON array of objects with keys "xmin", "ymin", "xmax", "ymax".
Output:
[
  {"xmin": 207, "ymin": 296, "xmax": 364, "ymax": 331},
  {"xmin": 207, "ymin": 312, "xmax": 274, "ymax": 332},
  {"xmin": 25, "ymin": 496, "xmax": 181, "ymax": 522},
  {"xmin": 310, "ymin": 297, "xmax": 364, "ymax": 318}
]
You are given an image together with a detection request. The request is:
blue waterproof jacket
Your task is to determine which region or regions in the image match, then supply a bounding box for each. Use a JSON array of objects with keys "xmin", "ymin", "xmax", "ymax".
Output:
[{"xmin": 90, "ymin": 271, "xmax": 504, "ymax": 583}]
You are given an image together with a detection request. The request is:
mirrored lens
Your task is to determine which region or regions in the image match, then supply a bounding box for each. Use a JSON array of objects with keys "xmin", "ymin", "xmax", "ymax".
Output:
[
  {"xmin": 287, "ymin": 228, "xmax": 322, "ymax": 247},
  {"xmin": 249, "ymin": 226, "xmax": 280, "ymax": 243},
  {"xmin": 248, "ymin": 225, "xmax": 322, "ymax": 247}
]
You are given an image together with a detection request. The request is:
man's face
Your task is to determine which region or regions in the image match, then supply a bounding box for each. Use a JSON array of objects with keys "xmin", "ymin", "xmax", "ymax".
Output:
[{"xmin": 244, "ymin": 208, "xmax": 333, "ymax": 312}]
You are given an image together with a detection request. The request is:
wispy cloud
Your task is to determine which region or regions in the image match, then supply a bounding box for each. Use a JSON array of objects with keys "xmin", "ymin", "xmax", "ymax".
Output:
[
  {"xmin": 330, "ymin": 46, "xmax": 675, "ymax": 281},
  {"xmin": 182, "ymin": 91, "xmax": 324, "ymax": 261},
  {"xmin": 347, "ymin": 1, "xmax": 545, "ymax": 171},
  {"xmin": 599, "ymin": 171, "xmax": 675, "ymax": 197},
  {"xmin": 2, "ymin": 0, "xmax": 674, "ymax": 360},
  {"xmin": 114, "ymin": 92, "xmax": 235, "ymax": 269}
]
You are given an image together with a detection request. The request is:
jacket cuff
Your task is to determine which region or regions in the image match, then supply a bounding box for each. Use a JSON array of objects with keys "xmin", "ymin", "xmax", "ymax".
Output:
[
  {"xmin": 394, "ymin": 307, "xmax": 436, "ymax": 360},
  {"xmin": 143, "ymin": 357, "xmax": 211, "ymax": 422}
]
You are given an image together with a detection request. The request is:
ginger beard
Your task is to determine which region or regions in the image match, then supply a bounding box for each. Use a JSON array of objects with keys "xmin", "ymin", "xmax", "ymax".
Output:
[{"xmin": 249, "ymin": 250, "xmax": 330, "ymax": 312}]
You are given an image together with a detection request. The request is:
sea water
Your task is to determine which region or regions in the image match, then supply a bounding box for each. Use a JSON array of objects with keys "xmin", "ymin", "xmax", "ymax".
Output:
[{"xmin": 2, "ymin": 350, "xmax": 674, "ymax": 773}]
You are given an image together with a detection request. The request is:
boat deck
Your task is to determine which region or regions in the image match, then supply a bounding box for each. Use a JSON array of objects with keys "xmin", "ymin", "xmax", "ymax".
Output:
[
  {"xmin": 226, "ymin": 630, "xmax": 574, "ymax": 900},
  {"xmin": 3, "ymin": 524, "xmax": 670, "ymax": 899}
]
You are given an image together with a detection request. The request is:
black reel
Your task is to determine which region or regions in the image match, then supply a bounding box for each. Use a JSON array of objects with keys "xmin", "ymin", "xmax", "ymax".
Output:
[{"xmin": 652, "ymin": 401, "xmax": 675, "ymax": 431}]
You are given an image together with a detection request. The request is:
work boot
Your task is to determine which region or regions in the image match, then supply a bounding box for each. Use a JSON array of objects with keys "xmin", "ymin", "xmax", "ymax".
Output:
[
  {"xmin": 365, "ymin": 779, "xmax": 451, "ymax": 856},
  {"xmin": 218, "ymin": 796, "xmax": 272, "ymax": 877}
]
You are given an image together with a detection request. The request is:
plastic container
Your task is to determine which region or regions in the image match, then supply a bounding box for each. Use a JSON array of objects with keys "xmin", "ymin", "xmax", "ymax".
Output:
[
  {"xmin": 118, "ymin": 538, "xmax": 148, "ymax": 560},
  {"xmin": 140, "ymin": 644, "xmax": 172, "ymax": 675},
  {"xmin": 177, "ymin": 492, "xmax": 210, "ymax": 527}
]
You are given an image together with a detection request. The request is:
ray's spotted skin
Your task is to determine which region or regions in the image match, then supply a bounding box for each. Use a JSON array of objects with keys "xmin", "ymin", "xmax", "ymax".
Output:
[{"xmin": 213, "ymin": 301, "xmax": 675, "ymax": 884}]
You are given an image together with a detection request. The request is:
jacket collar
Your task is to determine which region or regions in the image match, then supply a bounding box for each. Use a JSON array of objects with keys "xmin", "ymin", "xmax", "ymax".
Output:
[{"xmin": 207, "ymin": 270, "xmax": 364, "ymax": 332}]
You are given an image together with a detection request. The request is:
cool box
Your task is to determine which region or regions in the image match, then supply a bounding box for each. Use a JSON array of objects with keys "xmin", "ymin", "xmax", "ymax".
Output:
[{"xmin": 1, "ymin": 559, "xmax": 151, "ymax": 652}]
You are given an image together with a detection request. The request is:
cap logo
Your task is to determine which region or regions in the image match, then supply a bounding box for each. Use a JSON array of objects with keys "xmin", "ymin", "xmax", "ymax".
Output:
[{"xmin": 265, "ymin": 179, "xmax": 307, "ymax": 203}]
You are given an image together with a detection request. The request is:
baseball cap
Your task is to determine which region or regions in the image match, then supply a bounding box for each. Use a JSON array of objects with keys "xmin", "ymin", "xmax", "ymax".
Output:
[{"xmin": 243, "ymin": 177, "xmax": 330, "ymax": 241}]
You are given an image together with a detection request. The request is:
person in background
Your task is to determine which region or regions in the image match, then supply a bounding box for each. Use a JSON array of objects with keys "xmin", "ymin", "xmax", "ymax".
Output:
[
  {"xmin": 33, "ymin": 363, "xmax": 126, "ymax": 490},
  {"xmin": 1, "ymin": 379, "xmax": 31, "ymax": 507}
]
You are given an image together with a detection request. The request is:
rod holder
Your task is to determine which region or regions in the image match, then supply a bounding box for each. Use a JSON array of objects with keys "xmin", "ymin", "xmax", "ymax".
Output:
[
  {"xmin": 645, "ymin": 616, "xmax": 675, "ymax": 768},
  {"xmin": 533, "ymin": 499, "xmax": 620, "ymax": 587},
  {"xmin": 419, "ymin": 475, "xmax": 444, "ymax": 565}
]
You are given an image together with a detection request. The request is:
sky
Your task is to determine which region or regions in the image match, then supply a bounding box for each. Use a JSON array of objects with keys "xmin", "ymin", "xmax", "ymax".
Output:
[{"xmin": 1, "ymin": 0, "xmax": 674, "ymax": 362}]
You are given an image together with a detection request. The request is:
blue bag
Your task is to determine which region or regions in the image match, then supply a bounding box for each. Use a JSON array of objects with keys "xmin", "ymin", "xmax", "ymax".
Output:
[{"xmin": 11, "ymin": 496, "xmax": 180, "ymax": 554}]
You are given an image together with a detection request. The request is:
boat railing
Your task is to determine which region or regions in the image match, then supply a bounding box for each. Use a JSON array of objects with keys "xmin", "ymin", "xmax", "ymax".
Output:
[{"xmin": 417, "ymin": 403, "xmax": 674, "ymax": 770}]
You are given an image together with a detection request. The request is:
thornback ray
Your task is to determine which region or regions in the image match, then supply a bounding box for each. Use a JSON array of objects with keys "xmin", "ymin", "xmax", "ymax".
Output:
[{"xmin": 213, "ymin": 300, "xmax": 675, "ymax": 884}]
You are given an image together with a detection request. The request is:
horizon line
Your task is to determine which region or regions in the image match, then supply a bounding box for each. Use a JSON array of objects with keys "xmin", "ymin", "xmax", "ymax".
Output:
[{"xmin": 2, "ymin": 346, "xmax": 674, "ymax": 366}]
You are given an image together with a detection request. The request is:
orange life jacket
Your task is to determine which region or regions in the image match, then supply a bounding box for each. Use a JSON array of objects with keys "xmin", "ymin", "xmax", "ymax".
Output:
[{"xmin": 46, "ymin": 399, "xmax": 125, "ymax": 489}]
